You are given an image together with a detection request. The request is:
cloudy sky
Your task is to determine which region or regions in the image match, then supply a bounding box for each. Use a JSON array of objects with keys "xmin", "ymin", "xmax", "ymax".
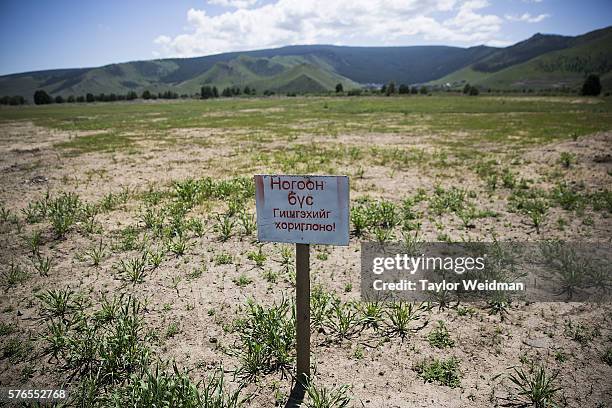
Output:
[{"xmin": 0, "ymin": 0, "xmax": 610, "ymax": 75}]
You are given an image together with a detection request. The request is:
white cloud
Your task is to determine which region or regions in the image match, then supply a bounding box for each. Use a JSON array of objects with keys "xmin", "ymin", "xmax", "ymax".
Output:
[
  {"xmin": 154, "ymin": 0, "xmax": 506, "ymax": 58},
  {"xmin": 505, "ymin": 12, "xmax": 549, "ymax": 23},
  {"xmin": 208, "ymin": 0, "xmax": 258, "ymax": 9}
]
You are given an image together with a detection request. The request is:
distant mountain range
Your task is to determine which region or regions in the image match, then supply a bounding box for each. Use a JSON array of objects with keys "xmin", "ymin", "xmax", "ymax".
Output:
[{"xmin": 1, "ymin": 26, "xmax": 610, "ymax": 98}]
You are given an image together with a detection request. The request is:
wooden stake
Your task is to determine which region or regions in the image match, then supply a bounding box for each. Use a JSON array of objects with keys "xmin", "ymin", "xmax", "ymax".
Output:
[{"xmin": 295, "ymin": 243, "xmax": 310, "ymax": 387}]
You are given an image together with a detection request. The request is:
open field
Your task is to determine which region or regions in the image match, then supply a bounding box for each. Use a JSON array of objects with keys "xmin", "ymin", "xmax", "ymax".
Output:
[{"xmin": 0, "ymin": 95, "xmax": 611, "ymax": 407}]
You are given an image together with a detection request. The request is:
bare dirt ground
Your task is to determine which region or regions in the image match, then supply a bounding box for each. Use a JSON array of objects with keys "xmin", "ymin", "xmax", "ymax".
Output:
[{"xmin": 0, "ymin": 120, "xmax": 611, "ymax": 407}]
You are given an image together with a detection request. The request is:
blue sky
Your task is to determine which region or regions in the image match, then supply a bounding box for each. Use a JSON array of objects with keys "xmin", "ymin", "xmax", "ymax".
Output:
[{"xmin": 0, "ymin": 0, "xmax": 610, "ymax": 75}]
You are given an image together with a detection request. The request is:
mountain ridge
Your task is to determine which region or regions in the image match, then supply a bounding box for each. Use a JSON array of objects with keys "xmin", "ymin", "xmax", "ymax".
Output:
[{"xmin": 1, "ymin": 26, "xmax": 610, "ymax": 98}]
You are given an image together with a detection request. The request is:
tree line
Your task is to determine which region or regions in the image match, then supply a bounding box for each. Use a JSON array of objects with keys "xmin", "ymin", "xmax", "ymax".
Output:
[
  {"xmin": 30, "ymin": 89, "xmax": 183, "ymax": 105},
  {"xmin": 1, "ymin": 74, "xmax": 603, "ymax": 106}
]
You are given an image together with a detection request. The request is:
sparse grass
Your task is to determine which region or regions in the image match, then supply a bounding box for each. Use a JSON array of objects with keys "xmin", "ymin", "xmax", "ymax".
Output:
[
  {"xmin": 414, "ymin": 357, "xmax": 461, "ymax": 388},
  {"xmin": 233, "ymin": 273, "xmax": 253, "ymax": 287},
  {"xmin": 603, "ymin": 347, "xmax": 612, "ymax": 366},
  {"xmin": 111, "ymin": 364, "xmax": 243, "ymax": 407},
  {"xmin": 233, "ymin": 298, "xmax": 295, "ymax": 380},
  {"xmin": 85, "ymin": 240, "xmax": 107, "ymax": 267},
  {"xmin": 3, "ymin": 337, "xmax": 33, "ymax": 363},
  {"xmin": 564, "ymin": 319, "xmax": 600, "ymax": 345},
  {"xmin": 427, "ymin": 321, "xmax": 455, "ymax": 349},
  {"xmin": 32, "ymin": 253, "xmax": 52, "ymax": 276},
  {"xmin": 48, "ymin": 192, "xmax": 82, "ymax": 238},
  {"xmin": 384, "ymin": 301, "xmax": 428, "ymax": 339},
  {"xmin": 507, "ymin": 364, "xmax": 560, "ymax": 408},
  {"xmin": 166, "ymin": 322, "xmax": 180, "ymax": 338},
  {"xmin": 214, "ymin": 252, "xmax": 233, "ymax": 265},
  {"xmin": 115, "ymin": 253, "xmax": 149, "ymax": 284},
  {"xmin": 558, "ymin": 151, "xmax": 575, "ymax": 168},
  {"xmin": 247, "ymin": 245, "xmax": 267, "ymax": 268},
  {"xmin": 2, "ymin": 260, "xmax": 29, "ymax": 287},
  {"xmin": 215, "ymin": 214, "xmax": 235, "ymax": 242},
  {"xmin": 305, "ymin": 378, "xmax": 351, "ymax": 408}
]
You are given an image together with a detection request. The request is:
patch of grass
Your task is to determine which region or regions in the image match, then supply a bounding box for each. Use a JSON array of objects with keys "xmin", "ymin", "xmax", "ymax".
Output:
[
  {"xmin": 247, "ymin": 245, "xmax": 267, "ymax": 268},
  {"xmin": 165, "ymin": 323, "xmax": 180, "ymax": 339},
  {"xmin": 56, "ymin": 131, "xmax": 135, "ymax": 154},
  {"xmin": 384, "ymin": 301, "xmax": 428, "ymax": 339},
  {"xmin": 427, "ymin": 321, "xmax": 455, "ymax": 349},
  {"xmin": 323, "ymin": 301, "xmax": 362, "ymax": 341},
  {"xmin": 305, "ymin": 378, "xmax": 351, "ymax": 408},
  {"xmin": 37, "ymin": 288, "xmax": 82, "ymax": 320},
  {"xmin": 508, "ymin": 364, "xmax": 560, "ymax": 408},
  {"xmin": 85, "ymin": 240, "xmax": 106, "ymax": 267},
  {"xmin": 564, "ymin": 319, "xmax": 600, "ymax": 345},
  {"xmin": 115, "ymin": 253, "xmax": 149, "ymax": 284},
  {"xmin": 233, "ymin": 298, "xmax": 295, "ymax": 380},
  {"xmin": 603, "ymin": 347, "xmax": 612, "ymax": 366},
  {"xmin": 214, "ymin": 252, "xmax": 233, "ymax": 266},
  {"xmin": 2, "ymin": 261, "xmax": 29, "ymax": 287},
  {"xmin": 558, "ymin": 151, "xmax": 575, "ymax": 168},
  {"xmin": 32, "ymin": 253, "xmax": 52, "ymax": 276},
  {"xmin": 0, "ymin": 322, "xmax": 16, "ymax": 336},
  {"xmin": 48, "ymin": 192, "xmax": 82, "ymax": 238},
  {"xmin": 3, "ymin": 337, "xmax": 33, "ymax": 363},
  {"xmin": 233, "ymin": 273, "xmax": 253, "ymax": 287},
  {"xmin": 215, "ymin": 214, "xmax": 235, "ymax": 242},
  {"xmin": 414, "ymin": 357, "xmax": 461, "ymax": 388},
  {"xmin": 111, "ymin": 364, "xmax": 243, "ymax": 408}
]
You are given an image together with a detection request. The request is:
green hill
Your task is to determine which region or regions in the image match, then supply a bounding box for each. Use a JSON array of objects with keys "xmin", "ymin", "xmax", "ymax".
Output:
[
  {"xmin": 0, "ymin": 44, "xmax": 496, "ymax": 99},
  {"xmin": 431, "ymin": 26, "xmax": 612, "ymax": 91},
  {"xmin": 1, "ymin": 26, "xmax": 611, "ymax": 99}
]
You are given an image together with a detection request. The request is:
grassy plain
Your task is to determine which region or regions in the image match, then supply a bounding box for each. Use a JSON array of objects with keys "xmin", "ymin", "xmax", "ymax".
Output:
[{"xmin": 0, "ymin": 95, "xmax": 611, "ymax": 407}]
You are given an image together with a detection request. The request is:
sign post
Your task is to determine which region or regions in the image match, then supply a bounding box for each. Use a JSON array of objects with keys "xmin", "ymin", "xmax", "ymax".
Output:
[
  {"xmin": 254, "ymin": 174, "xmax": 349, "ymax": 389},
  {"xmin": 295, "ymin": 243, "xmax": 310, "ymax": 385}
]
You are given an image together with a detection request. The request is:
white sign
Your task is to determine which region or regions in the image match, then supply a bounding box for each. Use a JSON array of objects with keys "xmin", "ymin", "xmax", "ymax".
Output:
[{"xmin": 255, "ymin": 174, "xmax": 350, "ymax": 245}]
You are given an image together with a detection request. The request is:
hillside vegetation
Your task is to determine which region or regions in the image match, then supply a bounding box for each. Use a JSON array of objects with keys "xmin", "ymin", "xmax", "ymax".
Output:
[{"xmin": 0, "ymin": 26, "xmax": 611, "ymax": 99}]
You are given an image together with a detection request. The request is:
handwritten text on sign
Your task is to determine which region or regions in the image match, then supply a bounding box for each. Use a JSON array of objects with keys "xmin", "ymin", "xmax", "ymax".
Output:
[{"xmin": 254, "ymin": 175, "xmax": 350, "ymax": 245}]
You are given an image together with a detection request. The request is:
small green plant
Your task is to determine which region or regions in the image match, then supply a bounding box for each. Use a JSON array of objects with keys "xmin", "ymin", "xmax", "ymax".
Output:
[
  {"xmin": 384, "ymin": 301, "xmax": 428, "ymax": 339},
  {"xmin": 23, "ymin": 229, "xmax": 43, "ymax": 254},
  {"xmin": 165, "ymin": 323, "xmax": 180, "ymax": 339},
  {"xmin": 507, "ymin": 364, "xmax": 560, "ymax": 408},
  {"xmin": 234, "ymin": 298, "xmax": 295, "ymax": 380},
  {"xmin": 602, "ymin": 347, "xmax": 612, "ymax": 366},
  {"xmin": 2, "ymin": 261, "xmax": 29, "ymax": 287},
  {"xmin": 32, "ymin": 253, "xmax": 52, "ymax": 276},
  {"xmin": 305, "ymin": 378, "xmax": 351, "ymax": 408},
  {"xmin": 233, "ymin": 273, "xmax": 252, "ymax": 287},
  {"xmin": 262, "ymin": 268, "xmax": 278, "ymax": 283},
  {"xmin": 279, "ymin": 246, "xmax": 293, "ymax": 274},
  {"xmin": 115, "ymin": 253, "xmax": 148, "ymax": 284},
  {"xmin": 487, "ymin": 292, "xmax": 512, "ymax": 320},
  {"xmin": 3, "ymin": 337, "xmax": 33, "ymax": 363},
  {"xmin": 214, "ymin": 252, "xmax": 233, "ymax": 265},
  {"xmin": 324, "ymin": 301, "xmax": 362, "ymax": 340},
  {"xmin": 0, "ymin": 322, "xmax": 16, "ymax": 336},
  {"xmin": 37, "ymin": 289, "xmax": 80, "ymax": 320},
  {"xmin": 554, "ymin": 350, "xmax": 567, "ymax": 363},
  {"xmin": 168, "ymin": 235, "xmax": 190, "ymax": 256},
  {"xmin": 558, "ymin": 152, "xmax": 575, "ymax": 168},
  {"xmin": 147, "ymin": 248, "xmax": 165, "ymax": 268},
  {"xmin": 414, "ymin": 357, "xmax": 461, "ymax": 388},
  {"xmin": 247, "ymin": 245, "xmax": 266, "ymax": 268},
  {"xmin": 238, "ymin": 211, "xmax": 256, "ymax": 236},
  {"xmin": 48, "ymin": 192, "xmax": 81, "ymax": 238},
  {"xmin": 85, "ymin": 240, "xmax": 106, "ymax": 267},
  {"xmin": 187, "ymin": 265, "xmax": 206, "ymax": 280},
  {"xmin": 427, "ymin": 321, "xmax": 455, "ymax": 348},
  {"xmin": 564, "ymin": 319, "xmax": 600, "ymax": 345},
  {"xmin": 215, "ymin": 214, "xmax": 235, "ymax": 242}
]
